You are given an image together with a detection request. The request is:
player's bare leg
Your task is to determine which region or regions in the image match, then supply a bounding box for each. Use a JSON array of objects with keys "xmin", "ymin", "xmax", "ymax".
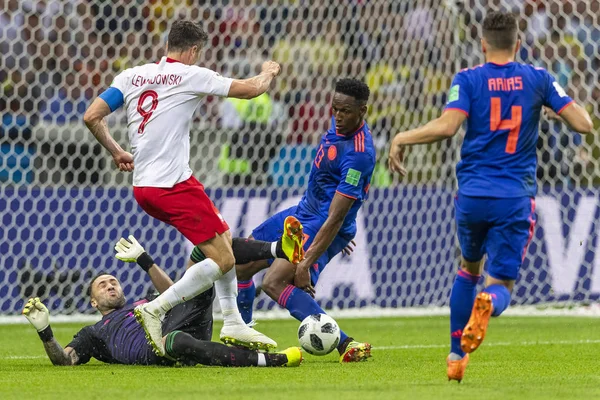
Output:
[
  {"xmin": 261, "ymin": 259, "xmax": 297, "ymax": 302},
  {"xmin": 236, "ymin": 259, "xmax": 269, "ymax": 282},
  {"xmin": 195, "ymin": 231, "xmax": 276, "ymax": 351}
]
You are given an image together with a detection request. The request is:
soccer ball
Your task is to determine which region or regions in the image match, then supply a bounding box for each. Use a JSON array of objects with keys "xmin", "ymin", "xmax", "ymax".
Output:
[{"xmin": 297, "ymin": 314, "xmax": 341, "ymax": 356}]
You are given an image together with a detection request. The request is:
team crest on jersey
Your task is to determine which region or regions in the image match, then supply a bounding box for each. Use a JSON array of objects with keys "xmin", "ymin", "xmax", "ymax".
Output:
[{"xmin": 327, "ymin": 145, "xmax": 337, "ymax": 161}]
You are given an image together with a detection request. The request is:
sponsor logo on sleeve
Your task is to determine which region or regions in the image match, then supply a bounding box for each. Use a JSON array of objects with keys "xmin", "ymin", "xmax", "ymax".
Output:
[
  {"xmin": 346, "ymin": 168, "xmax": 362, "ymax": 186},
  {"xmin": 447, "ymin": 85, "xmax": 460, "ymax": 103}
]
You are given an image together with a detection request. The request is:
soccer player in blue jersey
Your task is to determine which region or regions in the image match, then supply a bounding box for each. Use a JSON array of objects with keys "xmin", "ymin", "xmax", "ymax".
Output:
[
  {"xmin": 22, "ymin": 236, "xmax": 301, "ymax": 367},
  {"xmin": 388, "ymin": 11, "xmax": 593, "ymax": 382},
  {"xmin": 235, "ymin": 78, "xmax": 375, "ymax": 363}
]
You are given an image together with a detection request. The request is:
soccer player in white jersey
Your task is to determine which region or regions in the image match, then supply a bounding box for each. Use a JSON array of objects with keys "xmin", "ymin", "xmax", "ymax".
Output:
[{"xmin": 83, "ymin": 21, "xmax": 295, "ymax": 356}]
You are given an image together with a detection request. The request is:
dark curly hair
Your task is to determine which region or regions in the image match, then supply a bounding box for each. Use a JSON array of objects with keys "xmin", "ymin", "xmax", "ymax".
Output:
[
  {"xmin": 482, "ymin": 11, "xmax": 518, "ymax": 51},
  {"xmin": 168, "ymin": 21, "xmax": 209, "ymax": 52},
  {"xmin": 335, "ymin": 78, "xmax": 370, "ymax": 104}
]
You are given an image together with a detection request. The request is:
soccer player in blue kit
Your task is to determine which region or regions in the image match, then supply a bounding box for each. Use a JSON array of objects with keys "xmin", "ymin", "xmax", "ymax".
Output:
[
  {"xmin": 235, "ymin": 78, "xmax": 375, "ymax": 363},
  {"xmin": 22, "ymin": 236, "xmax": 301, "ymax": 368},
  {"xmin": 388, "ymin": 11, "xmax": 592, "ymax": 382}
]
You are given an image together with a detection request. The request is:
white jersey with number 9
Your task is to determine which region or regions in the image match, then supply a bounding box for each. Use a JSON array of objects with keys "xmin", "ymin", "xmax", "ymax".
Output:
[{"xmin": 109, "ymin": 56, "xmax": 233, "ymax": 188}]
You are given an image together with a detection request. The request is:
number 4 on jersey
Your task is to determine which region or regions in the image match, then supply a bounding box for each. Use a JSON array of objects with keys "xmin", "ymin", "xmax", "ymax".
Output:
[
  {"xmin": 490, "ymin": 97, "xmax": 522, "ymax": 154},
  {"xmin": 137, "ymin": 90, "xmax": 159, "ymax": 134}
]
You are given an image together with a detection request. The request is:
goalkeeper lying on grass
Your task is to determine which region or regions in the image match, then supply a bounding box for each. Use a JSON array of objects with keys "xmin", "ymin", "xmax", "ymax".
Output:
[{"xmin": 22, "ymin": 236, "xmax": 302, "ymax": 368}]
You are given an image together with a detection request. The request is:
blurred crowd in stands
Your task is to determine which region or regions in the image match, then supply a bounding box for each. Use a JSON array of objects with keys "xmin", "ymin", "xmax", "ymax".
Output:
[{"xmin": 1, "ymin": 0, "xmax": 598, "ymax": 186}]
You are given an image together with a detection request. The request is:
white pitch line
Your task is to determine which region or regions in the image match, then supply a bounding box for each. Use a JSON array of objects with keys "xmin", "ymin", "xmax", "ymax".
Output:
[
  {"xmin": 375, "ymin": 339, "xmax": 600, "ymax": 350},
  {"xmin": 3, "ymin": 355, "xmax": 47, "ymax": 359},
  {"xmin": 4, "ymin": 339, "xmax": 599, "ymax": 360}
]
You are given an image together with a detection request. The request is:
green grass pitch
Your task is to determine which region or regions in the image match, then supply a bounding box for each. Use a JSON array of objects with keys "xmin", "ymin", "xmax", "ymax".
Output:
[{"xmin": 1, "ymin": 316, "xmax": 599, "ymax": 400}]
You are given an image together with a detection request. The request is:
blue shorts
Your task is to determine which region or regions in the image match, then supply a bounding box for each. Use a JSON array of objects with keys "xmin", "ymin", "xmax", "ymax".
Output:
[
  {"xmin": 455, "ymin": 194, "xmax": 536, "ymax": 281},
  {"xmin": 251, "ymin": 206, "xmax": 353, "ymax": 285}
]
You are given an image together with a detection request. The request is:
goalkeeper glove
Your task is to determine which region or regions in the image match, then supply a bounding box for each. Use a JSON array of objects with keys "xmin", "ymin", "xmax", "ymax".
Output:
[
  {"xmin": 114, "ymin": 235, "xmax": 155, "ymax": 272},
  {"xmin": 22, "ymin": 297, "xmax": 54, "ymax": 342}
]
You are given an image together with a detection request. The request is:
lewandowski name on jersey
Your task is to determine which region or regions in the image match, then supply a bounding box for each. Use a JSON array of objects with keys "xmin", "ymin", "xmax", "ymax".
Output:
[
  {"xmin": 101, "ymin": 57, "xmax": 234, "ymax": 188},
  {"xmin": 131, "ymin": 74, "xmax": 183, "ymax": 87}
]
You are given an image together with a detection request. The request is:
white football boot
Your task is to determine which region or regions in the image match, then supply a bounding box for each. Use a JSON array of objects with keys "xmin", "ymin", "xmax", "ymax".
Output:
[
  {"xmin": 134, "ymin": 304, "xmax": 165, "ymax": 356},
  {"xmin": 220, "ymin": 321, "xmax": 277, "ymax": 352}
]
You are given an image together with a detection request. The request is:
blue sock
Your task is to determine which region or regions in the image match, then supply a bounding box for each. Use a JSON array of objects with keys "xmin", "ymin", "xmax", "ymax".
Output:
[
  {"xmin": 483, "ymin": 284, "xmax": 511, "ymax": 316},
  {"xmin": 237, "ymin": 280, "xmax": 256, "ymax": 324},
  {"xmin": 278, "ymin": 285, "xmax": 349, "ymax": 346},
  {"xmin": 449, "ymin": 270, "xmax": 480, "ymax": 357}
]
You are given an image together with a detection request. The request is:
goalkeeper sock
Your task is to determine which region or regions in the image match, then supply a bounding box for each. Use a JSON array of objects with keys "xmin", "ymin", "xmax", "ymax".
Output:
[
  {"xmin": 279, "ymin": 284, "xmax": 349, "ymax": 345},
  {"xmin": 165, "ymin": 331, "xmax": 290, "ymax": 367},
  {"xmin": 216, "ymin": 267, "xmax": 246, "ymax": 325},
  {"xmin": 237, "ymin": 279, "xmax": 256, "ymax": 324},
  {"xmin": 449, "ymin": 269, "xmax": 480, "ymax": 357},
  {"xmin": 146, "ymin": 259, "xmax": 222, "ymax": 316},
  {"xmin": 231, "ymin": 238, "xmax": 278, "ymax": 264},
  {"xmin": 192, "ymin": 239, "xmax": 278, "ymax": 265},
  {"xmin": 165, "ymin": 331, "xmax": 260, "ymax": 367},
  {"xmin": 483, "ymin": 284, "xmax": 511, "ymax": 316}
]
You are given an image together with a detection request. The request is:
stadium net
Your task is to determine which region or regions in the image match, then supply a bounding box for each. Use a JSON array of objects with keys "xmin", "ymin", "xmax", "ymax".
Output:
[{"xmin": 1, "ymin": 0, "xmax": 599, "ymax": 320}]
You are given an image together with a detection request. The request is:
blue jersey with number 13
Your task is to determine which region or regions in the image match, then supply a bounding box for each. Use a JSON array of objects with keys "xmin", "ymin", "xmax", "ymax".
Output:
[{"xmin": 296, "ymin": 117, "xmax": 376, "ymax": 238}]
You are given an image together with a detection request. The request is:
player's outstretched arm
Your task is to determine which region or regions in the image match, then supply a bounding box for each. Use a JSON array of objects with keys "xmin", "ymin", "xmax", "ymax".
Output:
[
  {"xmin": 22, "ymin": 298, "xmax": 79, "ymax": 366},
  {"xmin": 388, "ymin": 109, "xmax": 467, "ymax": 174},
  {"xmin": 114, "ymin": 235, "xmax": 174, "ymax": 293},
  {"xmin": 84, "ymin": 97, "xmax": 134, "ymax": 172},
  {"xmin": 227, "ymin": 61, "xmax": 281, "ymax": 100},
  {"xmin": 544, "ymin": 104, "xmax": 593, "ymax": 134},
  {"xmin": 294, "ymin": 193, "xmax": 355, "ymax": 293}
]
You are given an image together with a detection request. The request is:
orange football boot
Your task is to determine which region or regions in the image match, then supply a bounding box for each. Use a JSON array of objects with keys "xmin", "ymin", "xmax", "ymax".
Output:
[
  {"xmin": 447, "ymin": 353, "xmax": 469, "ymax": 382},
  {"xmin": 461, "ymin": 292, "xmax": 493, "ymax": 354}
]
